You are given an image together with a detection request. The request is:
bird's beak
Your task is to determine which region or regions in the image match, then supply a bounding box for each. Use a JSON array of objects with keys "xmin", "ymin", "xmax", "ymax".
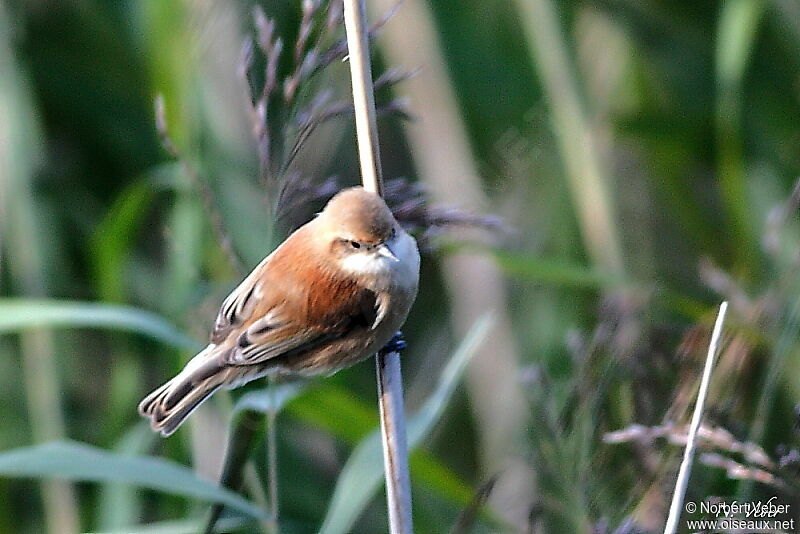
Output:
[{"xmin": 376, "ymin": 242, "xmax": 399, "ymax": 262}]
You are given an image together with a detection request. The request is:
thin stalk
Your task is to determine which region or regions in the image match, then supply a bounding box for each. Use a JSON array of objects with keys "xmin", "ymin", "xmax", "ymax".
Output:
[
  {"xmin": 368, "ymin": 0, "xmax": 536, "ymax": 527},
  {"xmin": 342, "ymin": 0, "xmax": 383, "ymax": 196},
  {"xmin": 515, "ymin": 0, "xmax": 625, "ymax": 280},
  {"xmin": 663, "ymin": 302, "xmax": 728, "ymax": 534},
  {"xmin": 202, "ymin": 411, "xmax": 270, "ymax": 534},
  {"xmin": 244, "ymin": 462, "xmax": 273, "ymax": 534},
  {"xmin": 715, "ymin": 0, "xmax": 765, "ymax": 274},
  {"xmin": 266, "ymin": 383, "xmax": 279, "ymax": 534},
  {"xmin": 375, "ymin": 349, "xmax": 413, "ymax": 534},
  {"xmin": 342, "ymin": 1, "xmax": 413, "ymax": 533}
]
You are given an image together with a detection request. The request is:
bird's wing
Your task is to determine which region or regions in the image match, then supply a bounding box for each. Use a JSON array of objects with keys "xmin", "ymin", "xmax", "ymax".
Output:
[
  {"xmin": 210, "ymin": 262, "xmax": 266, "ymax": 344},
  {"xmin": 222, "ymin": 285, "xmax": 380, "ymax": 366},
  {"xmin": 224, "ymin": 318, "xmax": 335, "ymax": 366},
  {"xmin": 209, "ymin": 239, "xmax": 382, "ymax": 366}
]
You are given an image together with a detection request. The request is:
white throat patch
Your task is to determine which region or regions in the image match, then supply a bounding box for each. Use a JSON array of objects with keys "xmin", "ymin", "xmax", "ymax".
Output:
[
  {"xmin": 340, "ymin": 250, "xmax": 392, "ymax": 278},
  {"xmin": 338, "ymin": 232, "xmax": 419, "ymax": 291}
]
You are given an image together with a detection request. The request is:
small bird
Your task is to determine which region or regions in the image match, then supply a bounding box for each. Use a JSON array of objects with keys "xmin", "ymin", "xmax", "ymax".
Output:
[{"xmin": 139, "ymin": 186, "xmax": 420, "ymax": 436}]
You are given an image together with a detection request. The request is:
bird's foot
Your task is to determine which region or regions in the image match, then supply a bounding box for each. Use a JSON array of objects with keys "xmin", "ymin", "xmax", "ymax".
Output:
[{"xmin": 379, "ymin": 331, "xmax": 407, "ymax": 356}]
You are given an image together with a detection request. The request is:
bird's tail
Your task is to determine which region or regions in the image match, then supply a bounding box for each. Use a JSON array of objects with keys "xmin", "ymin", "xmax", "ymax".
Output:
[{"xmin": 138, "ymin": 345, "xmax": 228, "ymax": 436}]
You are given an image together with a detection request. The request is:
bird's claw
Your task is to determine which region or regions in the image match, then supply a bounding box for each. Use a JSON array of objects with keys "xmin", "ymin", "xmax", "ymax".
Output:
[{"xmin": 379, "ymin": 331, "xmax": 407, "ymax": 356}]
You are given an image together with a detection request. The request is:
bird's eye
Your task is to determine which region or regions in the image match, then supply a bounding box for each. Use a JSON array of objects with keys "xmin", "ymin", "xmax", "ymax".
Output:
[{"xmin": 350, "ymin": 240, "xmax": 361, "ymax": 249}]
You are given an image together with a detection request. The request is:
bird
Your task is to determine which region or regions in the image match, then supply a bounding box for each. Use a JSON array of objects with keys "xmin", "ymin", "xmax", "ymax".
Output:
[{"xmin": 139, "ymin": 186, "xmax": 420, "ymax": 436}]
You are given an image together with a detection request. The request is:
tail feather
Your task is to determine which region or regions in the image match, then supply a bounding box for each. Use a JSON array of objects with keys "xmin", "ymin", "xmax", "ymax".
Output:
[
  {"xmin": 150, "ymin": 379, "xmax": 222, "ymax": 436},
  {"xmin": 138, "ymin": 346, "xmax": 227, "ymax": 436}
]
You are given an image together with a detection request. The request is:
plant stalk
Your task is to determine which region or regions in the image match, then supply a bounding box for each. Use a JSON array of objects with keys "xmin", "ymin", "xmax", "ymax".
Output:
[
  {"xmin": 663, "ymin": 302, "xmax": 728, "ymax": 534},
  {"xmin": 342, "ymin": 1, "xmax": 413, "ymax": 533},
  {"xmin": 266, "ymin": 398, "xmax": 279, "ymax": 533},
  {"xmin": 515, "ymin": 0, "xmax": 625, "ymax": 280},
  {"xmin": 342, "ymin": 0, "xmax": 384, "ymax": 197}
]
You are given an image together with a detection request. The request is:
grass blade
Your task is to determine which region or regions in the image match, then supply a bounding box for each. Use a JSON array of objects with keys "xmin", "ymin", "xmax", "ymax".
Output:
[
  {"xmin": 97, "ymin": 423, "xmax": 158, "ymax": 530},
  {"xmin": 91, "ymin": 171, "xmax": 175, "ymax": 302},
  {"xmin": 492, "ymin": 251, "xmax": 615, "ymax": 289},
  {"xmin": 0, "ymin": 299, "xmax": 201, "ymax": 351},
  {"xmin": 89, "ymin": 516, "xmax": 251, "ymax": 534},
  {"xmin": 515, "ymin": 0, "xmax": 625, "ymax": 279},
  {"xmin": 715, "ymin": 0, "xmax": 765, "ymax": 272},
  {"xmin": 0, "ymin": 441, "xmax": 267, "ymax": 520}
]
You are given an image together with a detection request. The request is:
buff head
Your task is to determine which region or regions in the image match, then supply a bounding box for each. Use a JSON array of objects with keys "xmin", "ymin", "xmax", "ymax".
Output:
[{"xmin": 316, "ymin": 187, "xmax": 418, "ymax": 285}]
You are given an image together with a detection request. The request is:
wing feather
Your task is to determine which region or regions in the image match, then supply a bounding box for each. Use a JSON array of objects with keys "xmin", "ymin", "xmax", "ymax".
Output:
[
  {"xmin": 207, "ymin": 227, "xmax": 383, "ymax": 368},
  {"xmin": 210, "ymin": 260, "xmax": 267, "ymax": 343}
]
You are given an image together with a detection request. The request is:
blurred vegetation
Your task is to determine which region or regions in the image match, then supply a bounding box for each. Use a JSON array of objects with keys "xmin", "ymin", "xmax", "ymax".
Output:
[{"xmin": 1, "ymin": 0, "xmax": 800, "ymax": 533}]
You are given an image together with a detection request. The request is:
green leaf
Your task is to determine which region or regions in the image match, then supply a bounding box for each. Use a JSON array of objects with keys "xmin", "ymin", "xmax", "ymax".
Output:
[
  {"xmin": 91, "ymin": 169, "xmax": 176, "ymax": 302},
  {"xmin": 715, "ymin": 0, "xmax": 765, "ymax": 272},
  {"xmin": 286, "ymin": 384, "xmax": 379, "ymax": 443},
  {"xmin": 318, "ymin": 314, "xmax": 495, "ymax": 534},
  {"xmin": 408, "ymin": 453, "xmax": 473, "ymax": 504},
  {"xmin": 0, "ymin": 299, "xmax": 201, "ymax": 351},
  {"xmin": 716, "ymin": 0, "xmax": 765, "ymax": 89},
  {"xmin": 97, "ymin": 423, "xmax": 158, "ymax": 530},
  {"xmin": 493, "ymin": 251, "xmax": 613, "ymax": 289},
  {"xmin": 286, "ymin": 384, "xmax": 476, "ymax": 505},
  {"xmin": 93, "ymin": 516, "xmax": 251, "ymax": 534},
  {"xmin": 0, "ymin": 441, "xmax": 266, "ymax": 519}
]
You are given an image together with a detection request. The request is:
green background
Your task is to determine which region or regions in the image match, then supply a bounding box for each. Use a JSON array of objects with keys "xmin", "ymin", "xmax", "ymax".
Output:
[{"xmin": 1, "ymin": 0, "xmax": 799, "ymax": 533}]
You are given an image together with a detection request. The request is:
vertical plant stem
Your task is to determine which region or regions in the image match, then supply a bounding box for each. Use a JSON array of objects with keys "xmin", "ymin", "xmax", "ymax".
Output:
[
  {"xmin": 266, "ymin": 382, "xmax": 279, "ymax": 534},
  {"xmin": 342, "ymin": 1, "xmax": 413, "ymax": 533},
  {"xmin": 19, "ymin": 331, "xmax": 80, "ymax": 534},
  {"xmin": 715, "ymin": 0, "xmax": 764, "ymax": 274},
  {"xmin": 515, "ymin": 0, "xmax": 625, "ymax": 280},
  {"xmin": 663, "ymin": 302, "xmax": 728, "ymax": 534},
  {"xmin": 375, "ymin": 349, "xmax": 413, "ymax": 534},
  {"xmin": 369, "ymin": 0, "xmax": 536, "ymax": 527},
  {"xmin": 0, "ymin": 4, "xmax": 80, "ymax": 531},
  {"xmin": 342, "ymin": 0, "xmax": 383, "ymax": 197}
]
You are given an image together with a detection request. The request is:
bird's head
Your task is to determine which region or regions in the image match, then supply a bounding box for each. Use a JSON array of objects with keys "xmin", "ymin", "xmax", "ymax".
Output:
[{"xmin": 316, "ymin": 187, "xmax": 417, "ymax": 285}]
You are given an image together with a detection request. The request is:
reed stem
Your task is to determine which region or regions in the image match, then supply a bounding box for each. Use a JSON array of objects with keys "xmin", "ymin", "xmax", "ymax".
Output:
[
  {"xmin": 342, "ymin": 1, "xmax": 413, "ymax": 532},
  {"xmin": 663, "ymin": 302, "xmax": 728, "ymax": 534}
]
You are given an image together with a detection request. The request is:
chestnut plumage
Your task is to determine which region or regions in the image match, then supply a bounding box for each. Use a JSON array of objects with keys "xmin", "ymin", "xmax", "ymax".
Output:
[{"xmin": 139, "ymin": 187, "xmax": 420, "ymax": 436}]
